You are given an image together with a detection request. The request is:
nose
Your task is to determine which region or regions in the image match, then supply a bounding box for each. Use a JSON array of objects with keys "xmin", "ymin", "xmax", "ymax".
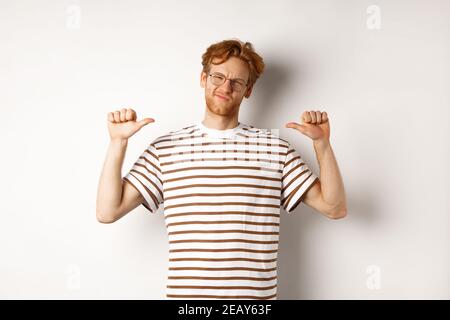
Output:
[{"xmin": 219, "ymin": 79, "xmax": 233, "ymax": 93}]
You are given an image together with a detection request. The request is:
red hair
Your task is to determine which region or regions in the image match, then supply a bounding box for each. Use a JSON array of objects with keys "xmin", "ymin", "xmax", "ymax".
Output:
[{"xmin": 201, "ymin": 38, "xmax": 265, "ymax": 88}]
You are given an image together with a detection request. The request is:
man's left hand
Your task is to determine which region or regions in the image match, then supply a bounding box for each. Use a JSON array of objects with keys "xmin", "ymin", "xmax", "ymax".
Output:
[{"xmin": 285, "ymin": 110, "xmax": 330, "ymax": 143}]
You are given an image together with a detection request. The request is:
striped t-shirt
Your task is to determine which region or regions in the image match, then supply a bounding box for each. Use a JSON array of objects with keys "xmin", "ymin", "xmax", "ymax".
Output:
[{"xmin": 123, "ymin": 121, "xmax": 319, "ymax": 300}]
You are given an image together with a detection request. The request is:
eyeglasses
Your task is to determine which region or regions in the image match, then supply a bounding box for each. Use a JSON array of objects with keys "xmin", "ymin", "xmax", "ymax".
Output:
[{"xmin": 208, "ymin": 72, "xmax": 248, "ymax": 92}]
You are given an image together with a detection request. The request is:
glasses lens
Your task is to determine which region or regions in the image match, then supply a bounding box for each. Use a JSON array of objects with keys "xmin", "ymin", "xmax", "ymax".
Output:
[
  {"xmin": 210, "ymin": 73, "xmax": 246, "ymax": 92},
  {"xmin": 211, "ymin": 74, "xmax": 224, "ymax": 86},
  {"xmin": 232, "ymin": 82, "xmax": 245, "ymax": 92}
]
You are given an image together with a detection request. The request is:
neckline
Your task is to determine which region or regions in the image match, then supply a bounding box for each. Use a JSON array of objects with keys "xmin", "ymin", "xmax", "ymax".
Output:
[{"xmin": 196, "ymin": 121, "xmax": 245, "ymax": 139}]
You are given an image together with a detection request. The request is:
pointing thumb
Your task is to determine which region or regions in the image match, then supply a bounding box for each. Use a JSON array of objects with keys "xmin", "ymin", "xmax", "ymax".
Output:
[
  {"xmin": 286, "ymin": 122, "xmax": 307, "ymax": 134},
  {"xmin": 137, "ymin": 118, "xmax": 154, "ymax": 129}
]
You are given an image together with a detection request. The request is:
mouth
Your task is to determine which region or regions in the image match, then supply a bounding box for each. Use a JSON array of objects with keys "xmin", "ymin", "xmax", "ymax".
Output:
[{"xmin": 215, "ymin": 94, "xmax": 230, "ymax": 101}]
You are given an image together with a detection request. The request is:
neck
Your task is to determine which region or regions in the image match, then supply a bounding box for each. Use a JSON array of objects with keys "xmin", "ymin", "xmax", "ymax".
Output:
[{"xmin": 202, "ymin": 110, "xmax": 239, "ymax": 130}]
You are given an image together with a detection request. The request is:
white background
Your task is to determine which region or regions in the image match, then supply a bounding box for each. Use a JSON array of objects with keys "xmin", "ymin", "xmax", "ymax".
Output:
[{"xmin": 0, "ymin": 0, "xmax": 449, "ymax": 299}]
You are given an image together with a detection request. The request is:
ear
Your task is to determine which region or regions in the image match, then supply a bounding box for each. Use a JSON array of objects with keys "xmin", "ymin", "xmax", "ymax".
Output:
[
  {"xmin": 244, "ymin": 85, "xmax": 253, "ymax": 98},
  {"xmin": 200, "ymin": 71, "xmax": 207, "ymax": 88}
]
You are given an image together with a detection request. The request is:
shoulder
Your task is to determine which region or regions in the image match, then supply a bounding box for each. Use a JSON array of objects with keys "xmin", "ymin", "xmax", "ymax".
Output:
[
  {"xmin": 150, "ymin": 124, "xmax": 200, "ymax": 149},
  {"xmin": 240, "ymin": 123, "xmax": 290, "ymax": 146}
]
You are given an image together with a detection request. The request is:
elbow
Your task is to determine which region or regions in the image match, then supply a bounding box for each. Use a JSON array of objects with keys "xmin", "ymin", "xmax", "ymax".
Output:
[
  {"xmin": 96, "ymin": 210, "xmax": 117, "ymax": 224},
  {"xmin": 327, "ymin": 205, "xmax": 347, "ymax": 220}
]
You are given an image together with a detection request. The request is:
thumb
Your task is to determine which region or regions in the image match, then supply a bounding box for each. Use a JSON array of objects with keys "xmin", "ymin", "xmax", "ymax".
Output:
[
  {"xmin": 285, "ymin": 122, "xmax": 307, "ymax": 134},
  {"xmin": 136, "ymin": 118, "xmax": 155, "ymax": 129}
]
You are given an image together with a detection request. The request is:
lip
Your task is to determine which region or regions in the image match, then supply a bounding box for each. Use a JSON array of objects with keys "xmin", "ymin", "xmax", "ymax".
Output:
[{"xmin": 215, "ymin": 94, "xmax": 230, "ymax": 101}]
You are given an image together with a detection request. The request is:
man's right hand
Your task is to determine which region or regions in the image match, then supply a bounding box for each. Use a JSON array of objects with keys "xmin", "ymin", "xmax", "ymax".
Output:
[{"xmin": 107, "ymin": 108, "xmax": 154, "ymax": 141}]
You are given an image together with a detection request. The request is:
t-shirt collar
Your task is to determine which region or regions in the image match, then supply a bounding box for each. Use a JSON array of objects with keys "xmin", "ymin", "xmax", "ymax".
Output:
[{"xmin": 196, "ymin": 121, "xmax": 245, "ymax": 139}]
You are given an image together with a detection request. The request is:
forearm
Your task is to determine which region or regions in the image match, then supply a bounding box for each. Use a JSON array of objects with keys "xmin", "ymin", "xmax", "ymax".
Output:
[
  {"xmin": 96, "ymin": 138, "xmax": 128, "ymax": 220},
  {"xmin": 313, "ymin": 139, "xmax": 347, "ymax": 213}
]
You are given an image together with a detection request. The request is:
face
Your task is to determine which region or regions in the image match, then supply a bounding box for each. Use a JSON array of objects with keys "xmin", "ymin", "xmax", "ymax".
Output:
[{"xmin": 200, "ymin": 56, "xmax": 253, "ymax": 117}]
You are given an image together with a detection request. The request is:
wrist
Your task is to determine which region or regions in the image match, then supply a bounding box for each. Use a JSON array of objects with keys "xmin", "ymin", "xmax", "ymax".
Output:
[
  {"xmin": 313, "ymin": 138, "xmax": 330, "ymax": 150},
  {"xmin": 110, "ymin": 137, "xmax": 128, "ymax": 147}
]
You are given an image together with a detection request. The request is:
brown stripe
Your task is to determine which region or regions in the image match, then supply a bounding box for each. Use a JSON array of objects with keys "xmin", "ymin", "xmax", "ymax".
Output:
[
  {"xmin": 285, "ymin": 154, "xmax": 299, "ymax": 167},
  {"xmin": 167, "ymin": 294, "xmax": 276, "ymax": 299},
  {"xmin": 289, "ymin": 176, "xmax": 319, "ymax": 212},
  {"xmin": 165, "ymin": 165, "xmax": 282, "ymax": 175},
  {"xmin": 169, "ymin": 248, "xmax": 278, "ymax": 253},
  {"xmin": 164, "ymin": 174, "xmax": 280, "ymax": 184},
  {"xmin": 169, "ymin": 239, "xmax": 278, "ymax": 244},
  {"xmin": 161, "ymin": 158, "xmax": 284, "ymax": 166},
  {"xmin": 281, "ymin": 169, "xmax": 309, "ymax": 193},
  {"xmin": 125, "ymin": 173, "xmax": 159, "ymax": 210},
  {"xmin": 130, "ymin": 168, "xmax": 163, "ymax": 193},
  {"xmin": 156, "ymin": 133, "xmax": 205, "ymax": 144},
  {"xmin": 166, "ymin": 220, "xmax": 279, "ymax": 227},
  {"xmin": 139, "ymin": 155, "xmax": 162, "ymax": 174},
  {"xmin": 242, "ymin": 127, "xmax": 265, "ymax": 132},
  {"xmin": 238, "ymin": 134, "xmax": 277, "ymax": 140},
  {"xmin": 240, "ymin": 127, "xmax": 284, "ymax": 140},
  {"xmin": 236, "ymin": 132, "xmax": 250, "ymax": 138},
  {"xmin": 158, "ymin": 141, "xmax": 288, "ymax": 150},
  {"xmin": 157, "ymin": 129, "xmax": 201, "ymax": 140},
  {"xmin": 167, "ymin": 285, "xmax": 277, "ymax": 290},
  {"xmin": 181, "ymin": 124, "xmax": 197, "ymax": 130},
  {"xmin": 283, "ymin": 172, "xmax": 314, "ymax": 210},
  {"xmin": 281, "ymin": 184, "xmax": 296, "ymax": 207},
  {"xmin": 141, "ymin": 201, "xmax": 153, "ymax": 212},
  {"xmin": 133, "ymin": 163, "xmax": 162, "ymax": 184},
  {"xmin": 165, "ymin": 192, "xmax": 279, "ymax": 201},
  {"xmin": 165, "ymin": 183, "xmax": 281, "ymax": 192},
  {"xmin": 164, "ymin": 202, "xmax": 279, "ymax": 210},
  {"xmin": 283, "ymin": 171, "xmax": 313, "ymax": 203},
  {"xmin": 144, "ymin": 148, "xmax": 159, "ymax": 161},
  {"xmin": 169, "ymin": 257, "xmax": 277, "ymax": 263},
  {"xmin": 129, "ymin": 170, "xmax": 163, "ymax": 200},
  {"xmin": 168, "ymin": 229, "xmax": 279, "ymax": 236},
  {"xmin": 157, "ymin": 127, "xmax": 198, "ymax": 139},
  {"xmin": 159, "ymin": 150, "xmax": 287, "ymax": 158},
  {"xmin": 168, "ymin": 276, "xmax": 277, "ymax": 281},
  {"xmin": 169, "ymin": 266, "xmax": 277, "ymax": 272},
  {"xmin": 123, "ymin": 177, "xmax": 154, "ymax": 213},
  {"xmin": 165, "ymin": 211, "xmax": 280, "ymax": 219},
  {"xmin": 282, "ymin": 162, "xmax": 305, "ymax": 180},
  {"xmin": 234, "ymin": 132, "xmax": 286, "ymax": 145}
]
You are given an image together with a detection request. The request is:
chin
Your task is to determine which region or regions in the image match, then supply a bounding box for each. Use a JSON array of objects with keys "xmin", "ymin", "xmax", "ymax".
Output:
[
  {"xmin": 205, "ymin": 96, "xmax": 237, "ymax": 116},
  {"xmin": 208, "ymin": 104, "xmax": 235, "ymax": 116}
]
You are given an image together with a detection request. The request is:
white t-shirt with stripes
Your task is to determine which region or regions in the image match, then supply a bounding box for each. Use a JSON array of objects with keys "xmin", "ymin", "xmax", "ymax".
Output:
[{"xmin": 123, "ymin": 121, "xmax": 319, "ymax": 300}]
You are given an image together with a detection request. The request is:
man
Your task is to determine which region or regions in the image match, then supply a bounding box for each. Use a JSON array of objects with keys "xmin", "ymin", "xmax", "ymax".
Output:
[{"xmin": 96, "ymin": 39, "xmax": 347, "ymax": 300}]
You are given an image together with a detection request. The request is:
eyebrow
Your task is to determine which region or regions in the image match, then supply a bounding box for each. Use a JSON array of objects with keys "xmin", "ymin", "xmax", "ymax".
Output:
[{"xmin": 211, "ymin": 71, "xmax": 247, "ymax": 83}]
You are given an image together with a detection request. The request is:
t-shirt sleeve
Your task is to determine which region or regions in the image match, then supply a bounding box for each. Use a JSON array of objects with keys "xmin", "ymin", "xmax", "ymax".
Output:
[
  {"xmin": 281, "ymin": 143, "xmax": 319, "ymax": 213},
  {"xmin": 122, "ymin": 142, "xmax": 164, "ymax": 213}
]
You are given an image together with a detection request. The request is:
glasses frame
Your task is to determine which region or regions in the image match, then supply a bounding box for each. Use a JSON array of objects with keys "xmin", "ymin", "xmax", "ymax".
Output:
[{"xmin": 208, "ymin": 72, "xmax": 249, "ymax": 92}]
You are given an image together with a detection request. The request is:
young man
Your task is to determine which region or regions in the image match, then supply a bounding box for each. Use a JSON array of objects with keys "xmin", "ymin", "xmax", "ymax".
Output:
[{"xmin": 96, "ymin": 39, "xmax": 347, "ymax": 300}]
